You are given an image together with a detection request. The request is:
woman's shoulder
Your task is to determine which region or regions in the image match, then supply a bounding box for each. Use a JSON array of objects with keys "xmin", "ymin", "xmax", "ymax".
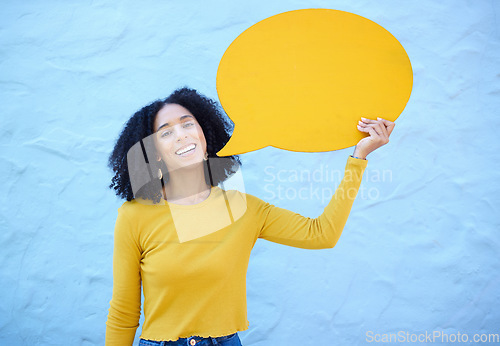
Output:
[
  {"xmin": 118, "ymin": 197, "xmax": 167, "ymax": 216},
  {"xmin": 217, "ymin": 187, "xmax": 262, "ymax": 203},
  {"xmin": 219, "ymin": 188, "xmax": 270, "ymax": 215}
]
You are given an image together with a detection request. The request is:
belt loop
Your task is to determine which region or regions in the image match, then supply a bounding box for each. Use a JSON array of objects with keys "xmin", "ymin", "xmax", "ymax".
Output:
[{"xmin": 210, "ymin": 337, "xmax": 218, "ymax": 345}]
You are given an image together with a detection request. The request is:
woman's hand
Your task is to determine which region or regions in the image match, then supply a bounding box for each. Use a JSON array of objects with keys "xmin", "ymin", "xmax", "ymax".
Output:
[{"xmin": 352, "ymin": 117, "xmax": 395, "ymax": 159}]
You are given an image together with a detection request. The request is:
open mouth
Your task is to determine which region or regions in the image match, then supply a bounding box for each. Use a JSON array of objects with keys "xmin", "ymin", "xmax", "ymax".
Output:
[{"xmin": 175, "ymin": 144, "xmax": 196, "ymax": 156}]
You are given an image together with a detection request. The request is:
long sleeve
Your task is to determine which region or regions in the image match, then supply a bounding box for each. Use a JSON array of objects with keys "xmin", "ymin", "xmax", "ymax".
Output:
[
  {"xmin": 105, "ymin": 207, "xmax": 142, "ymax": 345},
  {"xmin": 258, "ymin": 156, "xmax": 367, "ymax": 249}
]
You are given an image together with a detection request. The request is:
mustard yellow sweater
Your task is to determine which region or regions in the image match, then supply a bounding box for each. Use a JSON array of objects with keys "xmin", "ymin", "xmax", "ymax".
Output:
[{"xmin": 105, "ymin": 156, "xmax": 367, "ymax": 344}]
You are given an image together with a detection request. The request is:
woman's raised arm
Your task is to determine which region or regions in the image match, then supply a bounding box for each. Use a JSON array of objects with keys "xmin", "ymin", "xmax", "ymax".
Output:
[{"xmin": 256, "ymin": 117, "xmax": 394, "ymax": 248}]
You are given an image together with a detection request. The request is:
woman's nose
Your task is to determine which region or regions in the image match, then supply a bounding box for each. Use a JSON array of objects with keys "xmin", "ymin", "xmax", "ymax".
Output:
[{"xmin": 175, "ymin": 128, "xmax": 188, "ymax": 142}]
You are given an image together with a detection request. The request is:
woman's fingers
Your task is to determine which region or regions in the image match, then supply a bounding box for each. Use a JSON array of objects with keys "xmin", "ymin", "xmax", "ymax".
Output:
[
  {"xmin": 357, "ymin": 121, "xmax": 368, "ymax": 131},
  {"xmin": 356, "ymin": 123, "xmax": 367, "ymax": 132},
  {"xmin": 357, "ymin": 123, "xmax": 379, "ymax": 139},
  {"xmin": 367, "ymin": 126, "xmax": 379, "ymax": 138},
  {"xmin": 374, "ymin": 122, "xmax": 388, "ymax": 139},
  {"xmin": 359, "ymin": 117, "xmax": 393, "ymax": 140},
  {"xmin": 357, "ymin": 121, "xmax": 372, "ymax": 133},
  {"xmin": 360, "ymin": 117, "xmax": 377, "ymax": 124},
  {"xmin": 377, "ymin": 117, "xmax": 395, "ymax": 136},
  {"xmin": 354, "ymin": 117, "xmax": 395, "ymax": 158},
  {"xmin": 357, "ymin": 118, "xmax": 389, "ymax": 145},
  {"xmin": 358, "ymin": 118, "xmax": 383, "ymax": 137}
]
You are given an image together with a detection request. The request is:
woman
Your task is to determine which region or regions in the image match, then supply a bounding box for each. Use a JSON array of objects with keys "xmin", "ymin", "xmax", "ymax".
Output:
[{"xmin": 105, "ymin": 87, "xmax": 394, "ymax": 345}]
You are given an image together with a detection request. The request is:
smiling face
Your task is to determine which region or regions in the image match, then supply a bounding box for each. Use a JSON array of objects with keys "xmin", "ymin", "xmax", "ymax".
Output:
[{"xmin": 153, "ymin": 103, "xmax": 207, "ymax": 172}]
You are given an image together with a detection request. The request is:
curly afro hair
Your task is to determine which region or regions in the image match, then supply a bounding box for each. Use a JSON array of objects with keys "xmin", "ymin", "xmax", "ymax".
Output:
[{"xmin": 108, "ymin": 87, "xmax": 241, "ymax": 202}]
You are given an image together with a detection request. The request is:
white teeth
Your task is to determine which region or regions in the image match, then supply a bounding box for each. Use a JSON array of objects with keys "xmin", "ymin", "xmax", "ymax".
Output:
[{"xmin": 176, "ymin": 144, "xmax": 196, "ymax": 155}]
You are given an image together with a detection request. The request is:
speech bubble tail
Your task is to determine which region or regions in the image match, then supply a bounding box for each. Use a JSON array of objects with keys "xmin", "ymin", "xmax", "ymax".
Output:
[{"xmin": 217, "ymin": 130, "xmax": 266, "ymax": 156}]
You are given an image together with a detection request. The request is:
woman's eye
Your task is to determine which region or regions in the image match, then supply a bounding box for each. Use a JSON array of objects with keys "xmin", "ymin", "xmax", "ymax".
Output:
[
  {"xmin": 161, "ymin": 130, "xmax": 172, "ymax": 137},
  {"xmin": 183, "ymin": 122, "xmax": 194, "ymax": 128}
]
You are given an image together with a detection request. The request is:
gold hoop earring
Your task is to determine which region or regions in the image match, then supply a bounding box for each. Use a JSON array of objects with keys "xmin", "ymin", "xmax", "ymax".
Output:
[
  {"xmin": 203, "ymin": 152, "xmax": 208, "ymax": 161},
  {"xmin": 157, "ymin": 168, "xmax": 163, "ymax": 180}
]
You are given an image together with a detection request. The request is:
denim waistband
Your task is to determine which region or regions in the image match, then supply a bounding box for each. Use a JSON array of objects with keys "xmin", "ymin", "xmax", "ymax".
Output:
[{"xmin": 139, "ymin": 332, "xmax": 241, "ymax": 346}]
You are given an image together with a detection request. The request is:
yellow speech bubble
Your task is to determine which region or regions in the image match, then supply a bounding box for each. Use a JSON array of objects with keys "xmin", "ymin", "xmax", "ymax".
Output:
[{"xmin": 216, "ymin": 9, "xmax": 412, "ymax": 156}]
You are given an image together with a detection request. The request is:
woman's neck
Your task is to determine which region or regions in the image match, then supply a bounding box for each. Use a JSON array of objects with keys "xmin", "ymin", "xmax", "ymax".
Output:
[{"xmin": 163, "ymin": 164, "xmax": 211, "ymax": 205}]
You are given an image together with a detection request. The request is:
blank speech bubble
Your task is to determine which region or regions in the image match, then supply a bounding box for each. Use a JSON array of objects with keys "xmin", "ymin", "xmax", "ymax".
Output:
[{"xmin": 216, "ymin": 9, "xmax": 413, "ymax": 156}]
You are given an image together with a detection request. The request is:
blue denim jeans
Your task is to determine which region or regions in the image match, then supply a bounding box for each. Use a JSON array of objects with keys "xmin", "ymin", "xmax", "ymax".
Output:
[{"xmin": 139, "ymin": 332, "xmax": 242, "ymax": 346}]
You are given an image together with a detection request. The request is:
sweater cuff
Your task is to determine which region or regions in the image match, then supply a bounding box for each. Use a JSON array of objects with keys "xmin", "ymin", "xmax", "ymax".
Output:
[{"xmin": 347, "ymin": 155, "xmax": 368, "ymax": 169}]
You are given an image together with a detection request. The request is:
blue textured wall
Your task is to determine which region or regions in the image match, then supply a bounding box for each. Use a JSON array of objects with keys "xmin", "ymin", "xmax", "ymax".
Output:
[{"xmin": 1, "ymin": 1, "xmax": 499, "ymax": 345}]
